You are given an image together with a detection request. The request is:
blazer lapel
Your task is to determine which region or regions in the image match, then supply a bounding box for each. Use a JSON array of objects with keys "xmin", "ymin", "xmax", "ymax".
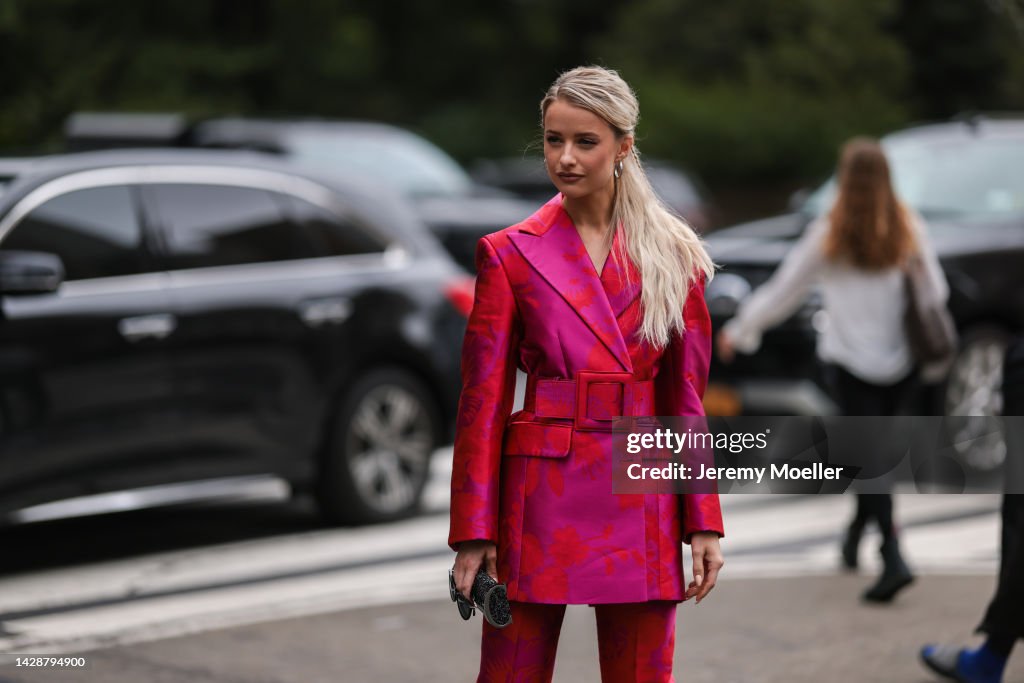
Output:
[
  {"xmin": 509, "ymin": 196, "xmax": 634, "ymax": 373},
  {"xmin": 601, "ymin": 226, "xmax": 642, "ymax": 319}
]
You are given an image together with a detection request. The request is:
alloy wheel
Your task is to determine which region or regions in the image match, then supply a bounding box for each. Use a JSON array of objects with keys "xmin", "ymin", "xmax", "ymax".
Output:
[
  {"xmin": 943, "ymin": 330, "xmax": 1009, "ymax": 473},
  {"xmin": 343, "ymin": 382, "xmax": 434, "ymax": 515}
]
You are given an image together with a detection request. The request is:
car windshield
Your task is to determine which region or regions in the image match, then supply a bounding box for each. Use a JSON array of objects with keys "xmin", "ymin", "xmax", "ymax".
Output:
[
  {"xmin": 285, "ymin": 128, "xmax": 473, "ymax": 199},
  {"xmin": 803, "ymin": 133, "xmax": 1024, "ymax": 221}
]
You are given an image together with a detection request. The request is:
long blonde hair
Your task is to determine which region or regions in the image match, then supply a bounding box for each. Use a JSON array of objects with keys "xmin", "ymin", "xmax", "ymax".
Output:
[
  {"xmin": 540, "ymin": 65, "xmax": 714, "ymax": 349},
  {"xmin": 825, "ymin": 137, "xmax": 916, "ymax": 269}
]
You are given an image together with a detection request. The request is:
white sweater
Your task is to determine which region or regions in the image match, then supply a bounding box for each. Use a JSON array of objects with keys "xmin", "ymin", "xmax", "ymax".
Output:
[{"xmin": 722, "ymin": 212, "xmax": 949, "ymax": 385}]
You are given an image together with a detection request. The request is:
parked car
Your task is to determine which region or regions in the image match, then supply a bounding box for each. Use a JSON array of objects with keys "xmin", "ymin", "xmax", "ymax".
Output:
[
  {"xmin": 704, "ymin": 117, "xmax": 1024, "ymax": 469},
  {"xmin": 64, "ymin": 114, "xmax": 537, "ymax": 273},
  {"xmin": 0, "ymin": 148, "xmax": 472, "ymax": 525},
  {"xmin": 470, "ymin": 155, "xmax": 716, "ymax": 233},
  {"xmin": 0, "ymin": 158, "xmax": 33, "ymax": 198}
]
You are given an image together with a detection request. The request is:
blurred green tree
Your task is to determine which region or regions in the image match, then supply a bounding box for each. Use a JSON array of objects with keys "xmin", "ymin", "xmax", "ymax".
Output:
[
  {"xmin": 593, "ymin": 0, "xmax": 911, "ymax": 181},
  {"xmin": 0, "ymin": 0, "xmax": 1020, "ymax": 191},
  {"xmin": 892, "ymin": 0, "xmax": 1024, "ymax": 117}
]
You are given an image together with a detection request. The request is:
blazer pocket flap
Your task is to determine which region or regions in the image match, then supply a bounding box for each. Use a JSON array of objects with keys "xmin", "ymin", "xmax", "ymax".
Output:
[{"xmin": 503, "ymin": 422, "xmax": 572, "ymax": 458}]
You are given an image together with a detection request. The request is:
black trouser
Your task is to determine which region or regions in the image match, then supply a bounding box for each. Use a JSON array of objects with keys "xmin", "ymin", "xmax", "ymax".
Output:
[
  {"xmin": 823, "ymin": 363, "xmax": 918, "ymax": 545},
  {"xmin": 977, "ymin": 495, "xmax": 1024, "ymax": 642},
  {"xmin": 977, "ymin": 337, "xmax": 1024, "ymax": 645},
  {"xmin": 822, "ymin": 363, "xmax": 917, "ymax": 417}
]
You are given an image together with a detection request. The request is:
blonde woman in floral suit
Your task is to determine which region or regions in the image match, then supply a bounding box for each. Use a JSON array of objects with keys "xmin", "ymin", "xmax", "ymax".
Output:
[{"xmin": 449, "ymin": 66, "xmax": 725, "ymax": 682}]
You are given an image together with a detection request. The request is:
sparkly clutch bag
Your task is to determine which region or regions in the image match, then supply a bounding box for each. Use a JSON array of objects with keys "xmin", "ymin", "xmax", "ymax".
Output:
[{"xmin": 448, "ymin": 566, "xmax": 513, "ymax": 628}]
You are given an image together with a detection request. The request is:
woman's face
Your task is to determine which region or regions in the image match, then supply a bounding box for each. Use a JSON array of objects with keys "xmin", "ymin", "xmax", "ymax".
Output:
[{"xmin": 543, "ymin": 99, "xmax": 632, "ymax": 202}]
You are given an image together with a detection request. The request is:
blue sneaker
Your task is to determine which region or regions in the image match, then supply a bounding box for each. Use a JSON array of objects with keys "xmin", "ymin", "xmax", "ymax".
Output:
[{"xmin": 920, "ymin": 644, "xmax": 1006, "ymax": 683}]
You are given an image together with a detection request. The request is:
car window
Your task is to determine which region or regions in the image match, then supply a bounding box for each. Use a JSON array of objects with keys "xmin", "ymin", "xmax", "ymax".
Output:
[
  {"xmin": 1, "ymin": 185, "xmax": 146, "ymax": 280},
  {"xmin": 149, "ymin": 184, "xmax": 322, "ymax": 269},
  {"xmin": 280, "ymin": 194, "xmax": 388, "ymax": 257},
  {"xmin": 803, "ymin": 135, "xmax": 1024, "ymax": 221},
  {"xmin": 285, "ymin": 128, "xmax": 473, "ymax": 199},
  {"xmin": 889, "ymin": 139, "xmax": 1024, "ymax": 218}
]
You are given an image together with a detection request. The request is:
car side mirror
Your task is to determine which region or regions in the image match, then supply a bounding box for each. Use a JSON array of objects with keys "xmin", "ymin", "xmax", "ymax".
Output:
[{"xmin": 0, "ymin": 250, "xmax": 65, "ymax": 294}]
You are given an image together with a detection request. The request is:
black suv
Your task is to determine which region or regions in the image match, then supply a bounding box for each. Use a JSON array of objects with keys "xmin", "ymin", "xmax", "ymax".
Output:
[
  {"xmin": 705, "ymin": 117, "xmax": 1024, "ymax": 469},
  {"xmin": 0, "ymin": 148, "xmax": 470, "ymax": 525},
  {"xmin": 65, "ymin": 114, "xmax": 537, "ymax": 273}
]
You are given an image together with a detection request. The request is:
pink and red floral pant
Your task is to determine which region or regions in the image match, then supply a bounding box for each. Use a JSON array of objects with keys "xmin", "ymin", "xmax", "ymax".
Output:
[{"xmin": 477, "ymin": 600, "xmax": 677, "ymax": 682}]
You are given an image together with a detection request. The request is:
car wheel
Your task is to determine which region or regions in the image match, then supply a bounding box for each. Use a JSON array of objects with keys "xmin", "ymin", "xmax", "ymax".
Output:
[
  {"xmin": 316, "ymin": 367, "xmax": 439, "ymax": 524},
  {"xmin": 942, "ymin": 325, "xmax": 1011, "ymax": 473}
]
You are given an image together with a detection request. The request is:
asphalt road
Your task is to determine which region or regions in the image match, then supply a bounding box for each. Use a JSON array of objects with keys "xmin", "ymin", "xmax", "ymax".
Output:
[
  {"xmin": 2, "ymin": 574, "xmax": 1019, "ymax": 683},
  {"xmin": 0, "ymin": 450, "xmax": 1013, "ymax": 682}
]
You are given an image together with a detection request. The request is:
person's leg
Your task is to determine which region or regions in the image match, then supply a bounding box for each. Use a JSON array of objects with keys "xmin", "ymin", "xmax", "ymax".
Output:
[
  {"xmin": 825, "ymin": 364, "xmax": 912, "ymax": 593},
  {"xmin": 854, "ymin": 369, "xmax": 915, "ymax": 601},
  {"xmin": 478, "ymin": 601, "xmax": 566, "ymax": 683},
  {"xmin": 844, "ymin": 493, "xmax": 894, "ymax": 573},
  {"xmin": 921, "ymin": 342, "xmax": 1024, "ymax": 681},
  {"xmin": 920, "ymin": 497, "xmax": 1024, "ymax": 683},
  {"xmin": 976, "ymin": 495, "xmax": 1024, "ymax": 641},
  {"xmin": 842, "ymin": 494, "xmax": 870, "ymax": 569},
  {"xmin": 863, "ymin": 493, "xmax": 896, "ymax": 544},
  {"xmin": 594, "ymin": 601, "xmax": 677, "ymax": 683},
  {"xmin": 826, "ymin": 364, "xmax": 872, "ymax": 570},
  {"xmin": 862, "ymin": 492, "xmax": 915, "ymax": 602}
]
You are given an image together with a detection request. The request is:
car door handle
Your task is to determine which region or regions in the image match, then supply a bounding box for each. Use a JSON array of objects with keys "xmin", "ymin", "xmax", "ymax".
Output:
[
  {"xmin": 118, "ymin": 313, "xmax": 178, "ymax": 342},
  {"xmin": 299, "ymin": 297, "xmax": 352, "ymax": 327}
]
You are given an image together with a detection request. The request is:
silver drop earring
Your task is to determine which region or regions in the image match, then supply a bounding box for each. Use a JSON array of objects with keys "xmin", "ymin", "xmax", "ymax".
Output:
[{"xmin": 614, "ymin": 160, "xmax": 623, "ymax": 179}]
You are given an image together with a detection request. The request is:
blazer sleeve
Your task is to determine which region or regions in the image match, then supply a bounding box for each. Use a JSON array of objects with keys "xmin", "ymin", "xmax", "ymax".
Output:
[
  {"xmin": 654, "ymin": 274, "xmax": 725, "ymax": 543},
  {"xmin": 448, "ymin": 236, "xmax": 522, "ymax": 551}
]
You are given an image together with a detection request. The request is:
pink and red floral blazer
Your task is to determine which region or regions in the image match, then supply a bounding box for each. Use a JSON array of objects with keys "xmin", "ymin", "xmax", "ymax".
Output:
[{"xmin": 449, "ymin": 195, "xmax": 724, "ymax": 604}]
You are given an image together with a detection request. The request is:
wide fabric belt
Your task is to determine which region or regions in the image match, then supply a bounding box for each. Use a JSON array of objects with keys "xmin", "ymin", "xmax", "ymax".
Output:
[{"xmin": 524, "ymin": 371, "xmax": 655, "ymax": 431}]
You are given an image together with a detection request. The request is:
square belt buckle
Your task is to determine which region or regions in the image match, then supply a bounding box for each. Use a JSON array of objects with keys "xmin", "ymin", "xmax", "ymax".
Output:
[{"xmin": 574, "ymin": 370, "xmax": 632, "ymax": 431}]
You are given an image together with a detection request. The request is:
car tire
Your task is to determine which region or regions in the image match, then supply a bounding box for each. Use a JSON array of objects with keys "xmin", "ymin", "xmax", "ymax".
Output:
[
  {"xmin": 315, "ymin": 367, "xmax": 440, "ymax": 525},
  {"xmin": 940, "ymin": 325, "xmax": 1011, "ymax": 474}
]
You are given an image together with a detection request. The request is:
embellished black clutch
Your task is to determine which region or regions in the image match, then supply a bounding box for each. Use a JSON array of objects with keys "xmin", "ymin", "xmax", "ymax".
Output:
[{"xmin": 448, "ymin": 566, "xmax": 513, "ymax": 628}]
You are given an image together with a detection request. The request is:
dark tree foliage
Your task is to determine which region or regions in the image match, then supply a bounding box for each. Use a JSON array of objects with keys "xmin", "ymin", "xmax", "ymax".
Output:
[
  {"xmin": 0, "ymin": 0, "xmax": 1020, "ymax": 184},
  {"xmin": 892, "ymin": 0, "xmax": 1022, "ymax": 118}
]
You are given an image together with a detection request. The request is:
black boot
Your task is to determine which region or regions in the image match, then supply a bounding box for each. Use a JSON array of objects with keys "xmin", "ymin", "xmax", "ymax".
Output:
[
  {"xmin": 840, "ymin": 521, "xmax": 863, "ymax": 571},
  {"xmin": 863, "ymin": 538, "xmax": 915, "ymax": 603}
]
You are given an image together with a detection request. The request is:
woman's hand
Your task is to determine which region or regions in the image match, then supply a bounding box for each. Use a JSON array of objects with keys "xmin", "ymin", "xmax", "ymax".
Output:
[
  {"xmin": 715, "ymin": 330, "xmax": 736, "ymax": 364},
  {"xmin": 686, "ymin": 532, "xmax": 724, "ymax": 604},
  {"xmin": 454, "ymin": 540, "xmax": 497, "ymax": 602}
]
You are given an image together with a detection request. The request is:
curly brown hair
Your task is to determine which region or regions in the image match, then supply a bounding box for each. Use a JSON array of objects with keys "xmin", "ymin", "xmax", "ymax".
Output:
[{"xmin": 824, "ymin": 137, "xmax": 916, "ymax": 269}]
